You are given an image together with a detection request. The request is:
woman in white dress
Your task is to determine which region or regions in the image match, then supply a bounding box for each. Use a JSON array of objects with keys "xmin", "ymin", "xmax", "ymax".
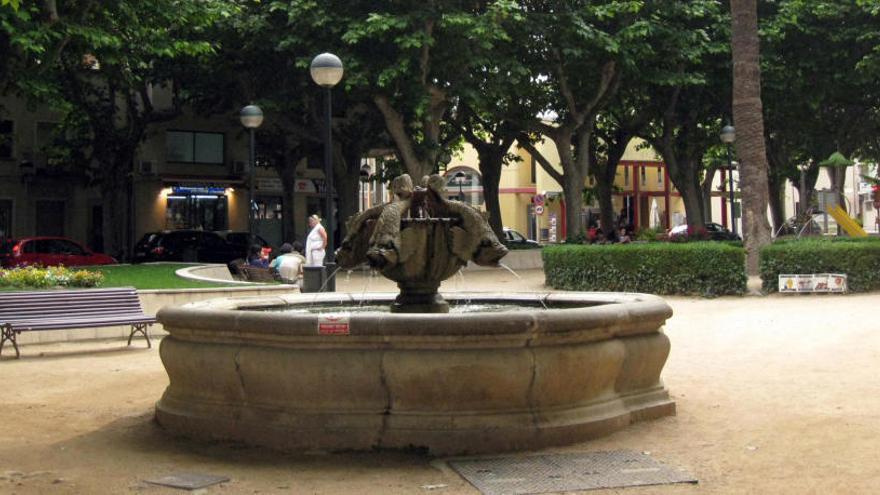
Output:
[{"xmin": 305, "ymin": 214, "xmax": 327, "ymax": 266}]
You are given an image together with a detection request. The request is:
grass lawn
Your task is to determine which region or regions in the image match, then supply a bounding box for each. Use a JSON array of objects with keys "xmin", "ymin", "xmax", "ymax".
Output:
[
  {"xmin": 0, "ymin": 263, "xmax": 258, "ymax": 291},
  {"xmin": 88, "ymin": 263, "xmax": 255, "ymax": 290}
]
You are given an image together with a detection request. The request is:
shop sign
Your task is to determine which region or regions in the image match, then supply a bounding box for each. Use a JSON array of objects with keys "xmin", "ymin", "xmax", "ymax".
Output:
[
  {"xmin": 295, "ymin": 179, "xmax": 331, "ymax": 194},
  {"xmin": 548, "ymin": 213, "xmax": 557, "ymax": 242},
  {"xmin": 256, "ymin": 178, "xmax": 283, "ymax": 193},
  {"xmin": 172, "ymin": 185, "xmax": 226, "ymax": 195}
]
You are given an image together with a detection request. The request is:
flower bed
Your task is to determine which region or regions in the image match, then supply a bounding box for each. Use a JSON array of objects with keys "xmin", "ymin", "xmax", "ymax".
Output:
[{"xmin": 0, "ymin": 266, "xmax": 104, "ymax": 289}]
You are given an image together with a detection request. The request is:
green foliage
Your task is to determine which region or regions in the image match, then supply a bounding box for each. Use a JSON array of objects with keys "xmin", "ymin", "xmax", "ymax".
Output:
[
  {"xmin": 759, "ymin": 238, "xmax": 880, "ymax": 292},
  {"xmin": 543, "ymin": 243, "xmax": 746, "ymax": 296},
  {"xmin": 0, "ymin": 266, "xmax": 103, "ymax": 288},
  {"xmin": 635, "ymin": 227, "xmax": 665, "ymax": 242}
]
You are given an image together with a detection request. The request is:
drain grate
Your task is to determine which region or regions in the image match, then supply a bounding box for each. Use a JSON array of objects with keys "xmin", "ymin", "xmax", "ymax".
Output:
[
  {"xmin": 449, "ymin": 450, "xmax": 696, "ymax": 495},
  {"xmin": 144, "ymin": 472, "xmax": 230, "ymax": 490}
]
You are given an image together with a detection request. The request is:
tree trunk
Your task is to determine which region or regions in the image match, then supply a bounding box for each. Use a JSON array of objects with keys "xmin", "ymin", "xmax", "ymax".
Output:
[
  {"xmin": 336, "ymin": 154, "xmax": 361, "ymax": 240},
  {"xmin": 731, "ymin": 0, "xmax": 773, "ymax": 274},
  {"xmin": 278, "ymin": 162, "xmax": 298, "ymax": 243},
  {"xmin": 767, "ymin": 172, "xmax": 786, "ymax": 233},
  {"xmin": 596, "ymin": 179, "xmax": 615, "ymax": 233},
  {"xmin": 100, "ymin": 156, "xmax": 130, "ymax": 261},
  {"xmin": 477, "ymin": 149, "xmax": 505, "ymax": 241},
  {"xmin": 562, "ymin": 170, "xmax": 586, "ymax": 241},
  {"xmin": 679, "ymin": 177, "xmax": 706, "ymax": 231},
  {"xmin": 701, "ymin": 166, "xmax": 718, "ymax": 223},
  {"xmin": 663, "ymin": 152, "xmax": 706, "ymax": 229}
]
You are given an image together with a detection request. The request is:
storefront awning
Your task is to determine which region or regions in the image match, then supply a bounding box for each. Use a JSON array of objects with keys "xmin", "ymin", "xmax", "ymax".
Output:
[{"xmin": 162, "ymin": 175, "xmax": 245, "ymax": 187}]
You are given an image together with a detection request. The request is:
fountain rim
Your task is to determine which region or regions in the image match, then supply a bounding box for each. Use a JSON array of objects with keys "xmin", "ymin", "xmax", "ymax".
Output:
[{"xmin": 156, "ymin": 291, "xmax": 673, "ymax": 344}]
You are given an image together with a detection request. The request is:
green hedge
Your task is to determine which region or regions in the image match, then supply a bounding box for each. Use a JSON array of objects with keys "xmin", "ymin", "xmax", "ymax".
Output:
[
  {"xmin": 543, "ymin": 242, "xmax": 747, "ymax": 296},
  {"xmin": 760, "ymin": 238, "xmax": 880, "ymax": 292}
]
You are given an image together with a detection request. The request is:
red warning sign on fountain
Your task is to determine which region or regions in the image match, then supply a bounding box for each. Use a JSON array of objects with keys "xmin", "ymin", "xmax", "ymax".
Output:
[{"xmin": 318, "ymin": 314, "xmax": 350, "ymax": 335}]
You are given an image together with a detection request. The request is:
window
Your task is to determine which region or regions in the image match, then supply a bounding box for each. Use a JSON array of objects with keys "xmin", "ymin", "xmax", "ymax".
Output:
[
  {"xmin": 0, "ymin": 120, "xmax": 13, "ymax": 159},
  {"xmin": 640, "ymin": 165, "xmax": 646, "ymax": 186},
  {"xmin": 166, "ymin": 131, "xmax": 224, "ymax": 164},
  {"xmin": 36, "ymin": 122, "xmax": 59, "ymax": 152},
  {"xmin": 52, "ymin": 239, "xmax": 86, "ymax": 255},
  {"xmin": 624, "ymin": 166, "xmax": 629, "ymax": 186},
  {"xmin": 657, "ymin": 166, "xmax": 663, "ymax": 184},
  {"xmin": 530, "ymin": 156, "xmax": 536, "ymax": 183}
]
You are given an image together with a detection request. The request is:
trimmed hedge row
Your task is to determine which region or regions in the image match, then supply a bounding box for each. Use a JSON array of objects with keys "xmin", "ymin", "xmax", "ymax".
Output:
[
  {"xmin": 760, "ymin": 238, "xmax": 880, "ymax": 292},
  {"xmin": 543, "ymin": 242, "xmax": 747, "ymax": 296}
]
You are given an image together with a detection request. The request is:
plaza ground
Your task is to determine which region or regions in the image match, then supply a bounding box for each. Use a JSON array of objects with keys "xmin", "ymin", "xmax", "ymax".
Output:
[{"xmin": 0, "ymin": 269, "xmax": 878, "ymax": 494}]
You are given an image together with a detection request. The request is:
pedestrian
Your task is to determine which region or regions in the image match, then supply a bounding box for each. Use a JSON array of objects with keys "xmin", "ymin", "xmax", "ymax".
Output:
[
  {"xmin": 246, "ymin": 244, "xmax": 269, "ymax": 268},
  {"xmin": 270, "ymin": 241, "xmax": 306, "ymax": 284},
  {"xmin": 305, "ymin": 214, "xmax": 327, "ymax": 266}
]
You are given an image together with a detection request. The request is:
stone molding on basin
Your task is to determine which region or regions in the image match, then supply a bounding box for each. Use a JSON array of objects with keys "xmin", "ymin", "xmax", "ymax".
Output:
[{"xmin": 155, "ymin": 292, "xmax": 675, "ymax": 455}]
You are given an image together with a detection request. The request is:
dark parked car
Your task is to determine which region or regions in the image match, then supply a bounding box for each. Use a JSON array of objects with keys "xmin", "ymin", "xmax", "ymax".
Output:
[
  {"xmin": 0, "ymin": 237, "xmax": 117, "ymax": 268},
  {"xmin": 669, "ymin": 222, "xmax": 741, "ymax": 241},
  {"xmin": 502, "ymin": 227, "xmax": 541, "ymax": 247},
  {"xmin": 213, "ymin": 231, "xmax": 272, "ymax": 259},
  {"xmin": 132, "ymin": 230, "xmax": 241, "ymax": 263}
]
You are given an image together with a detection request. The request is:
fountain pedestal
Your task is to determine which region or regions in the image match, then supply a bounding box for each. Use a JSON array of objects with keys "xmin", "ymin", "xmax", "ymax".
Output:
[{"xmin": 392, "ymin": 282, "xmax": 448, "ymax": 313}]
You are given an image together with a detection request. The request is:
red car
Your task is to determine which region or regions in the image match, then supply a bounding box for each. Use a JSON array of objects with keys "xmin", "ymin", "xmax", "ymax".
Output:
[{"xmin": 0, "ymin": 237, "xmax": 117, "ymax": 268}]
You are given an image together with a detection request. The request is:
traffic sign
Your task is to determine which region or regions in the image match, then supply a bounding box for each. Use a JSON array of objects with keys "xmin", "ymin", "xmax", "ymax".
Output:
[
  {"xmin": 535, "ymin": 205, "xmax": 544, "ymax": 215},
  {"xmin": 533, "ymin": 194, "xmax": 544, "ymax": 206}
]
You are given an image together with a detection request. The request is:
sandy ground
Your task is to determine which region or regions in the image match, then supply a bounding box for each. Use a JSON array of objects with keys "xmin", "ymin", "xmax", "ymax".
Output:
[{"xmin": 1, "ymin": 269, "xmax": 878, "ymax": 494}]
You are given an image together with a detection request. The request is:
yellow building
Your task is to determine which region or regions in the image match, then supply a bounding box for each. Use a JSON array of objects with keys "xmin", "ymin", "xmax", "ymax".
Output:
[{"xmin": 444, "ymin": 138, "xmax": 714, "ymax": 241}]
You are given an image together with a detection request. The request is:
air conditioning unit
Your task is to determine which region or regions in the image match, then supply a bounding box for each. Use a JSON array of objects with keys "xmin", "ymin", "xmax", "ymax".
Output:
[
  {"xmin": 139, "ymin": 161, "xmax": 156, "ymax": 176},
  {"xmin": 233, "ymin": 161, "xmax": 246, "ymax": 175}
]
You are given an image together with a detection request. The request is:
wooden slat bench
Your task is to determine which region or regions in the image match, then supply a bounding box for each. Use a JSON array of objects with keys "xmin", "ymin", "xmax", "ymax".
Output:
[{"xmin": 0, "ymin": 287, "xmax": 155, "ymax": 359}]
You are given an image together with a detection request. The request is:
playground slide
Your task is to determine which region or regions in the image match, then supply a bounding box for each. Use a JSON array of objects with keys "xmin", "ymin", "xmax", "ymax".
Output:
[{"xmin": 828, "ymin": 205, "xmax": 868, "ymax": 237}]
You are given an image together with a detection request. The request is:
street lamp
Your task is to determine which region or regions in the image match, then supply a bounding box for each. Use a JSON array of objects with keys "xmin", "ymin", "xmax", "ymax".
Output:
[
  {"xmin": 720, "ymin": 125, "xmax": 737, "ymax": 236},
  {"xmin": 454, "ymin": 171, "xmax": 466, "ymax": 202},
  {"xmin": 311, "ymin": 52, "xmax": 343, "ymax": 289},
  {"xmin": 240, "ymin": 105, "xmax": 263, "ymax": 241}
]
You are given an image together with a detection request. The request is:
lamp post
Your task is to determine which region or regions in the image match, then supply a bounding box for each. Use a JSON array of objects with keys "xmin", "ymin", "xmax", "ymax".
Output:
[
  {"xmin": 311, "ymin": 53, "xmax": 343, "ymax": 288},
  {"xmin": 454, "ymin": 171, "xmax": 466, "ymax": 202},
  {"xmin": 240, "ymin": 105, "xmax": 263, "ymax": 241},
  {"xmin": 720, "ymin": 125, "xmax": 737, "ymax": 236}
]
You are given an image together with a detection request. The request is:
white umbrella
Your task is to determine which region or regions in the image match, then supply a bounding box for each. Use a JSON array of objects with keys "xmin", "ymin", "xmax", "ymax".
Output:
[{"xmin": 649, "ymin": 198, "xmax": 661, "ymax": 228}]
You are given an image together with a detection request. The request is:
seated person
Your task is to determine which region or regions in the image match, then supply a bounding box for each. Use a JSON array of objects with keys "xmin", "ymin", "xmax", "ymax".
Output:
[
  {"xmin": 269, "ymin": 241, "xmax": 306, "ymax": 283},
  {"xmin": 246, "ymin": 243, "xmax": 269, "ymax": 268},
  {"xmin": 618, "ymin": 227, "xmax": 631, "ymax": 244}
]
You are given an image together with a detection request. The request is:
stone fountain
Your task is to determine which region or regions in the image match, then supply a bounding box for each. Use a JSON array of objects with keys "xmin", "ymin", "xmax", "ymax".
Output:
[{"xmin": 155, "ymin": 174, "xmax": 675, "ymax": 455}]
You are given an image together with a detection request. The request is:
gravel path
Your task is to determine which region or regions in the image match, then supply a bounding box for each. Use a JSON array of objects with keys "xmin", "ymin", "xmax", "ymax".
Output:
[{"xmin": 0, "ymin": 269, "xmax": 877, "ymax": 494}]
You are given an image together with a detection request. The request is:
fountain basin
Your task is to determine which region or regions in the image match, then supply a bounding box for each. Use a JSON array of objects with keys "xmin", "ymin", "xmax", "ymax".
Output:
[{"xmin": 155, "ymin": 292, "xmax": 675, "ymax": 455}]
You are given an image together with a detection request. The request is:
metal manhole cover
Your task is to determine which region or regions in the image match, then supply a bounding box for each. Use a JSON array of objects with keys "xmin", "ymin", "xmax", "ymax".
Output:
[
  {"xmin": 449, "ymin": 450, "xmax": 696, "ymax": 495},
  {"xmin": 144, "ymin": 472, "xmax": 230, "ymax": 490}
]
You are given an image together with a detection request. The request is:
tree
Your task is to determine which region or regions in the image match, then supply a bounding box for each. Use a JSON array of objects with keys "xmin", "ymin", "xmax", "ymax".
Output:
[
  {"xmin": 1, "ymin": 0, "xmax": 229, "ymax": 258},
  {"xmin": 635, "ymin": 0, "xmax": 731, "ymax": 231},
  {"xmin": 516, "ymin": 1, "xmax": 654, "ymax": 241},
  {"xmin": 342, "ymin": 1, "xmax": 520, "ymax": 180},
  {"xmin": 761, "ymin": 0, "xmax": 880, "ymax": 228},
  {"xmin": 730, "ymin": 0, "xmax": 772, "ymax": 273}
]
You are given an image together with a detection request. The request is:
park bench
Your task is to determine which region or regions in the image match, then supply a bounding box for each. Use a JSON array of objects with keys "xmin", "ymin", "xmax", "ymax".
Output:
[
  {"xmin": 0, "ymin": 287, "xmax": 155, "ymax": 359},
  {"xmin": 238, "ymin": 265, "xmax": 278, "ymax": 283}
]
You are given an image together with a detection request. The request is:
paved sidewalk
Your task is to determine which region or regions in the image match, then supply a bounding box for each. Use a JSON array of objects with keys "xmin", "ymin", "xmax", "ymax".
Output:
[{"xmin": 0, "ymin": 270, "xmax": 877, "ymax": 494}]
